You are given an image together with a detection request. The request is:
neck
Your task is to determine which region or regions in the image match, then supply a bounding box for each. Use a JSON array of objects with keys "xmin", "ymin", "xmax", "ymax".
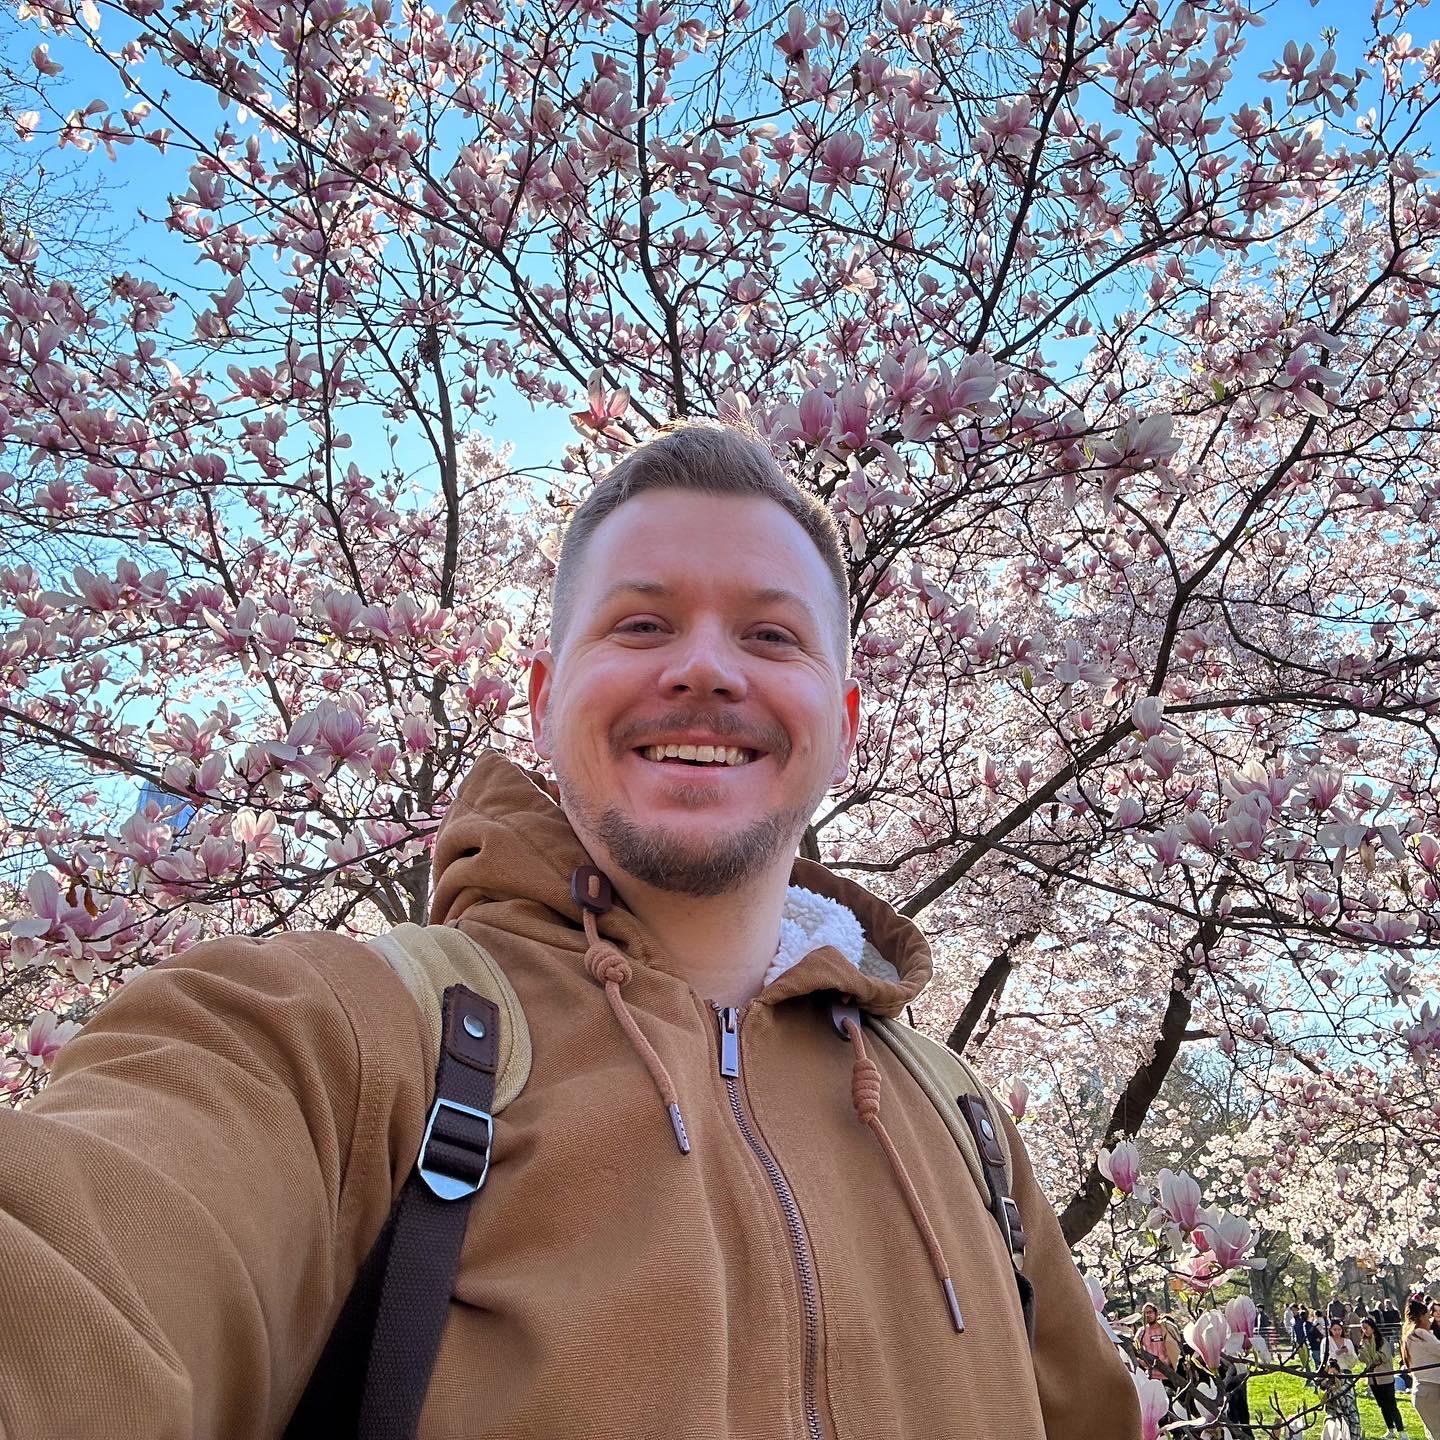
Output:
[{"xmin": 610, "ymin": 865, "xmax": 794, "ymax": 1006}]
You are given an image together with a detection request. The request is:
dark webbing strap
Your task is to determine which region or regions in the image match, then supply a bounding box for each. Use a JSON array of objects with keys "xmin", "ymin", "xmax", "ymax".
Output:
[
  {"xmin": 957, "ymin": 1092, "xmax": 1036, "ymax": 1343},
  {"xmin": 285, "ymin": 985, "xmax": 498, "ymax": 1440}
]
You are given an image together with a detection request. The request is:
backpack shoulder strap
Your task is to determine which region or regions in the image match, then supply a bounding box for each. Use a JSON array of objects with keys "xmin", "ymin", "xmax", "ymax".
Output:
[
  {"xmin": 288, "ymin": 982, "xmax": 502, "ymax": 1440},
  {"xmin": 865, "ymin": 1014, "xmax": 1029, "ymax": 1278},
  {"xmin": 287, "ymin": 926, "xmax": 531, "ymax": 1440},
  {"xmin": 371, "ymin": 922, "xmax": 532, "ymax": 1111}
]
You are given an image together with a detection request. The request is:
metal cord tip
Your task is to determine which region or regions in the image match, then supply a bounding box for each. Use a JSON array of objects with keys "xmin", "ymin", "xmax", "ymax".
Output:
[
  {"xmin": 943, "ymin": 1277, "xmax": 965, "ymax": 1333},
  {"xmin": 668, "ymin": 1103, "xmax": 691, "ymax": 1155}
]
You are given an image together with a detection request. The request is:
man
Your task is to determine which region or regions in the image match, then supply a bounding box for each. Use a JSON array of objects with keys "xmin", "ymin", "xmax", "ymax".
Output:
[
  {"xmin": 1136, "ymin": 1301, "xmax": 1180, "ymax": 1385},
  {"xmin": 1384, "ymin": 1294, "xmax": 1403, "ymax": 1343},
  {"xmin": 0, "ymin": 421, "xmax": 1140, "ymax": 1438}
]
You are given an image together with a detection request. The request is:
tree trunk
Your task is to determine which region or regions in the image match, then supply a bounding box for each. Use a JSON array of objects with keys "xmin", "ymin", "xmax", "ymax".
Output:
[
  {"xmin": 1055, "ymin": 891, "xmax": 1230, "ymax": 1247},
  {"xmin": 947, "ymin": 953, "xmax": 1013, "ymax": 1053},
  {"xmin": 1056, "ymin": 964, "xmax": 1194, "ymax": 1246}
]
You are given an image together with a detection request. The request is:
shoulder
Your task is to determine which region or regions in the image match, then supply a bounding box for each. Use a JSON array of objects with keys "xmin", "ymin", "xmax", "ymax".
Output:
[
  {"xmin": 126, "ymin": 929, "xmax": 416, "ymax": 1035},
  {"xmin": 55, "ymin": 929, "xmax": 428, "ymax": 1117}
]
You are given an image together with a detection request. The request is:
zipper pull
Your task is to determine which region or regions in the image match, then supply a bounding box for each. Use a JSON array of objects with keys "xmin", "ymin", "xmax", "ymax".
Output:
[{"xmin": 717, "ymin": 1006, "xmax": 740, "ymax": 1078}]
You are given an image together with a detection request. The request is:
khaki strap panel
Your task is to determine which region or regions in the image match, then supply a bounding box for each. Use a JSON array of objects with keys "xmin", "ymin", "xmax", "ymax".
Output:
[
  {"xmin": 371, "ymin": 923, "xmax": 533, "ymax": 1112},
  {"xmin": 868, "ymin": 1016, "xmax": 1014, "ymax": 1200}
]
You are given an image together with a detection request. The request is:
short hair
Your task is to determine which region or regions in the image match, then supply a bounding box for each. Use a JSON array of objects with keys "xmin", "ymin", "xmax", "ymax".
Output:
[{"xmin": 549, "ymin": 420, "xmax": 852, "ymax": 671}]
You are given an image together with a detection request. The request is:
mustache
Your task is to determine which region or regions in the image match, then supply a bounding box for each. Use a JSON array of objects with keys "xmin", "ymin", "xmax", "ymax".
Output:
[{"xmin": 613, "ymin": 710, "xmax": 789, "ymax": 759}]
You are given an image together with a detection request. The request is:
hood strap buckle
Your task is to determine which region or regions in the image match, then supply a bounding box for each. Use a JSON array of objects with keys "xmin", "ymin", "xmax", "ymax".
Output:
[{"xmin": 830, "ymin": 997, "xmax": 862, "ymax": 1039}]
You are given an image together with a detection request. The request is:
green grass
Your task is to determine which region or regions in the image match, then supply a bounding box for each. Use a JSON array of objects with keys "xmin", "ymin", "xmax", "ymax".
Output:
[{"xmin": 1245, "ymin": 1370, "xmax": 1425, "ymax": 1438}]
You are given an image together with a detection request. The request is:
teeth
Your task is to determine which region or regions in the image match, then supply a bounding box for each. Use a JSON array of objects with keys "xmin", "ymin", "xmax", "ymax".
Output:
[{"xmin": 640, "ymin": 744, "xmax": 754, "ymax": 766}]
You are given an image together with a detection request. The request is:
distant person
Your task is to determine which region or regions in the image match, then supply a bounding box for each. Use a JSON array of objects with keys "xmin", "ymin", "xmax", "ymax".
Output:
[
  {"xmin": 1320, "ymin": 1319, "xmax": 1362, "ymax": 1440},
  {"xmin": 1385, "ymin": 1297, "xmax": 1403, "ymax": 1342},
  {"xmin": 1325, "ymin": 1317, "xmax": 1359, "ymax": 1369},
  {"xmin": 1136, "ymin": 1302, "xmax": 1179, "ymax": 1385},
  {"xmin": 1402, "ymin": 1296, "xmax": 1440, "ymax": 1437},
  {"xmin": 1358, "ymin": 1316, "xmax": 1407, "ymax": 1440},
  {"xmin": 1297, "ymin": 1308, "xmax": 1324, "ymax": 1371}
]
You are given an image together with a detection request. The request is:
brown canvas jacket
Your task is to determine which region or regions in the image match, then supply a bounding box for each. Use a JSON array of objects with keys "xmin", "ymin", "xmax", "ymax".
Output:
[{"xmin": 0, "ymin": 750, "xmax": 1140, "ymax": 1439}]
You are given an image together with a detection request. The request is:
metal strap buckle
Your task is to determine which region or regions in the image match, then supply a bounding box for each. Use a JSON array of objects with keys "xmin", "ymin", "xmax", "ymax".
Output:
[
  {"xmin": 417, "ymin": 1096, "xmax": 494, "ymax": 1201},
  {"xmin": 999, "ymin": 1194, "xmax": 1027, "ymax": 1261}
]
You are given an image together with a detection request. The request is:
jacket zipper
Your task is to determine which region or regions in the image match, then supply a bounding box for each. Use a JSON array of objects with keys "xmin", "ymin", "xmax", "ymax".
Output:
[{"xmin": 715, "ymin": 1004, "xmax": 826, "ymax": 1440}]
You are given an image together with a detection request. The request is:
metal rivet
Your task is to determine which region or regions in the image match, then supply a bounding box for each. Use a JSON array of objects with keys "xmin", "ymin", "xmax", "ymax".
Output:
[
  {"xmin": 463, "ymin": 1015, "xmax": 486, "ymax": 1040},
  {"xmin": 980, "ymin": 1118, "xmax": 995, "ymax": 1141}
]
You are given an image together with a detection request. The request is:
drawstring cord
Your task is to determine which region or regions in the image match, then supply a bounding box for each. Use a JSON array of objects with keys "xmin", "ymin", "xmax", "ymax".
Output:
[
  {"xmin": 581, "ymin": 907, "xmax": 691, "ymax": 1154},
  {"xmin": 839, "ymin": 1013, "xmax": 966, "ymax": 1334}
]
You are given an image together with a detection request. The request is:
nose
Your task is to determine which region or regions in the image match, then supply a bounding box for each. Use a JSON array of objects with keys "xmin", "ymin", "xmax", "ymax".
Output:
[{"xmin": 655, "ymin": 623, "xmax": 748, "ymax": 700}]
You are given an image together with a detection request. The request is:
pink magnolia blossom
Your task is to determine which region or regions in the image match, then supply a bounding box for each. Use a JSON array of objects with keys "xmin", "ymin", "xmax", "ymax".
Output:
[
  {"xmin": 1099, "ymin": 1140, "xmax": 1141, "ymax": 1195},
  {"xmin": 1154, "ymin": 1169, "xmax": 1203, "ymax": 1231},
  {"xmin": 1132, "ymin": 1375, "xmax": 1169, "ymax": 1440},
  {"xmin": 1130, "ymin": 696, "xmax": 1165, "ymax": 739},
  {"xmin": 21, "ymin": 1010, "xmax": 81, "ymax": 1069},
  {"xmin": 1224, "ymin": 1296, "xmax": 1258, "ymax": 1339},
  {"xmin": 1198, "ymin": 1211, "xmax": 1254, "ymax": 1270},
  {"xmin": 231, "ymin": 809, "xmax": 283, "ymax": 864},
  {"xmin": 1185, "ymin": 1309, "xmax": 1231, "ymax": 1370}
]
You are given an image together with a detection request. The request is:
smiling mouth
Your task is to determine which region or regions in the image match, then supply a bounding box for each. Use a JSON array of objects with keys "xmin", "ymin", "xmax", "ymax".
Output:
[{"xmin": 636, "ymin": 743, "xmax": 760, "ymax": 767}]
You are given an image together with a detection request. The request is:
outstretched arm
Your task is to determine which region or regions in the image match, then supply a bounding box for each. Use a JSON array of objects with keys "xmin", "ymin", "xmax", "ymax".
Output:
[{"xmin": 0, "ymin": 934, "xmax": 427, "ymax": 1440}]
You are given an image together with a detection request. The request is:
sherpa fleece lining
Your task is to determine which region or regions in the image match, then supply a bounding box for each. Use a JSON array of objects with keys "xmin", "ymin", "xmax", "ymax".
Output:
[{"xmin": 764, "ymin": 886, "xmax": 867, "ymax": 989}]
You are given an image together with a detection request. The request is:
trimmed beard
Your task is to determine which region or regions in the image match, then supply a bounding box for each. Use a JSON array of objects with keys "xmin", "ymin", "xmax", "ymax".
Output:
[{"xmin": 556, "ymin": 772, "xmax": 813, "ymax": 898}]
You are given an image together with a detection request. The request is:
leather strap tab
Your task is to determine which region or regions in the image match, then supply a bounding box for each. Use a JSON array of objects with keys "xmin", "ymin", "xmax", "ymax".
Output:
[
  {"xmin": 960, "ymin": 1092, "xmax": 1007, "ymax": 1171},
  {"xmin": 442, "ymin": 991, "xmax": 499, "ymax": 1076}
]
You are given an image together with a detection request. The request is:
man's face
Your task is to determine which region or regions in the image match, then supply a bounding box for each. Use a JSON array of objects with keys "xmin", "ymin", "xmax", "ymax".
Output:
[{"xmin": 528, "ymin": 490, "xmax": 860, "ymax": 898}]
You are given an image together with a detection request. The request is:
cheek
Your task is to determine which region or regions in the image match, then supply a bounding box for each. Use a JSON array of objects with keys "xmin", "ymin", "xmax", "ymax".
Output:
[
  {"xmin": 551, "ymin": 669, "xmax": 635, "ymax": 754},
  {"xmin": 788, "ymin": 694, "xmax": 844, "ymax": 760}
]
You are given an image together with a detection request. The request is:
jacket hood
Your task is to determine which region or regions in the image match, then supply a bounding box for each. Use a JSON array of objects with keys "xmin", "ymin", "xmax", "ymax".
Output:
[{"xmin": 429, "ymin": 748, "xmax": 933, "ymax": 1017}]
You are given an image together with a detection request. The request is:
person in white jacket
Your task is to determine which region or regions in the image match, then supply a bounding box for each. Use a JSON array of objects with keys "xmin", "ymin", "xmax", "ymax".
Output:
[
  {"xmin": 1324, "ymin": 1318, "xmax": 1360, "ymax": 1369},
  {"xmin": 1320, "ymin": 1319, "xmax": 1362, "ymax": 1440},
  {"xmin": 1403, "ymin": 1297, "xmax": 1440, "ymax": 1438}
]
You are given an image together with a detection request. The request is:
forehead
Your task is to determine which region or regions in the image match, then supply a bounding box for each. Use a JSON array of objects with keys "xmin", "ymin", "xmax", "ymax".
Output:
[{"xmin": 576, "ymin": 489, "xmax": 834, "ymax": 606}]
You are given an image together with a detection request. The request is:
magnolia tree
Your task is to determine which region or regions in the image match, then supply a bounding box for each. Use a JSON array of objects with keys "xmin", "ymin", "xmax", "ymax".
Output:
[{"xmin": 3, "ymin": 0, "xmax": 1440, "ymax": 1404}]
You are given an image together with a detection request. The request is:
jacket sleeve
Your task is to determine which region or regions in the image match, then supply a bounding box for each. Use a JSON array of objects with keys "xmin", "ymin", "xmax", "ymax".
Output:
[
  {"xmin": 999, "ymin": 1110, "xmax": 1142, "ymax": 1440},
  {"xmin": 0, "ymin": 933, "xmax": 429, "ymax": 1440}
]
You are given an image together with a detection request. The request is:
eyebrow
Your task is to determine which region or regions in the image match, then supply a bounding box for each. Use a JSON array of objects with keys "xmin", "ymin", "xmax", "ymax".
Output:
[{"xmin": 596, "ymin": 578, "xmax": 822, "ymax": 631}]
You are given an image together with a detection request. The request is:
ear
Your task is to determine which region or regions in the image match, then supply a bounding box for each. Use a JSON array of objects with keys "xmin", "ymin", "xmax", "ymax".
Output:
[
  {"xmin": 527, "ymin": 648, "xmax": 556, "ymax": 760},
  {"xmin": 830, "ymin": 678, "xmax": 861, "ymax": 786}
]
